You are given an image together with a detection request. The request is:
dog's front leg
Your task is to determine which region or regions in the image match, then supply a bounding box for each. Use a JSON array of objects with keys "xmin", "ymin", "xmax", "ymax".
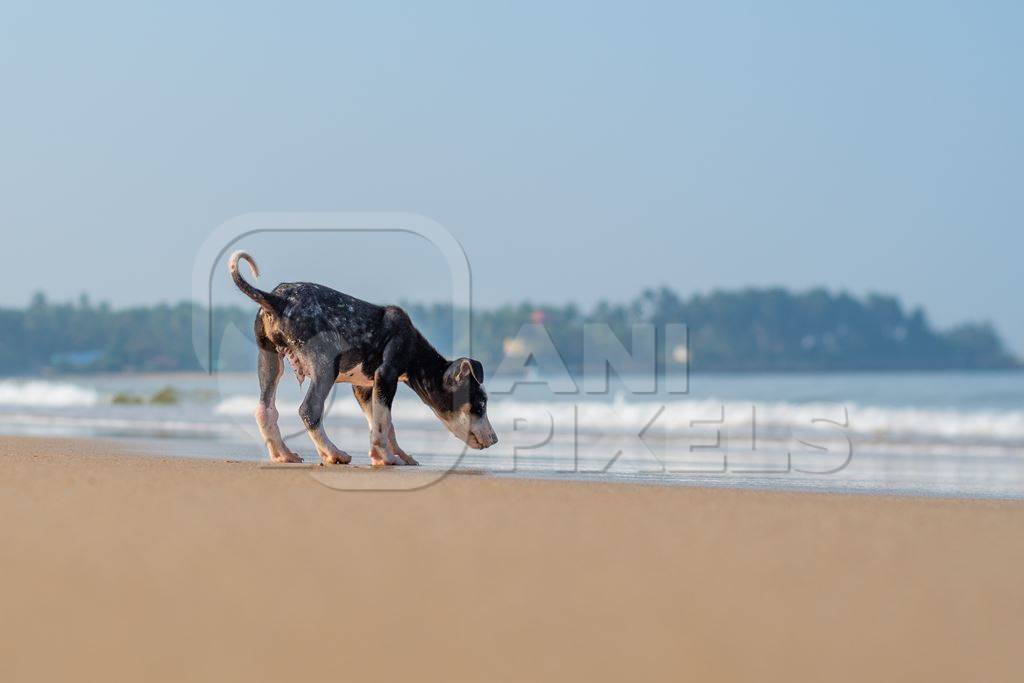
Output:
[
  {"xmin": 299, "ymin": 366, "xmax": 351, "ymax": 465},
  {"xmin": 354, "ymin": 385, "xmax": 418, "ymax": 466},
  {"xmin": 368, "ymin": 366, "xmax": 402, "ymax": 466},
  {"xmin": 387, "ymin": 423, "xmax": 418, "ymax": 465}
]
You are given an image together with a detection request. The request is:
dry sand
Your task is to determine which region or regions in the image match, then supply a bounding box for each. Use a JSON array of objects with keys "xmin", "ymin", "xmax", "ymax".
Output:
[{"xmin": 1, "ymin": 435, "xmax": 1022, "ymax": 682}]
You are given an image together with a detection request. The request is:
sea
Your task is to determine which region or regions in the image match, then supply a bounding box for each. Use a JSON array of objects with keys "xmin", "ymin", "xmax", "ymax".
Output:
[{"xmin": 1, "ymin": 370, "xmax": 1022, "ymax": 499}]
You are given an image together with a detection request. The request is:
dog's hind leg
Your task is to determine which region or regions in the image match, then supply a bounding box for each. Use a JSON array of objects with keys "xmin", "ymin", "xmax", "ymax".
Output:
[
  {"xmin": 353, "ymin": 386, "xmax": 418, "ymax": 465},
  {"xmin": 299, "ymin": 361, "xmax": 352, "ymax": 465},
  {"xmin": 255, "ymin": 348, "xmax": 302, "ymax": 463}
]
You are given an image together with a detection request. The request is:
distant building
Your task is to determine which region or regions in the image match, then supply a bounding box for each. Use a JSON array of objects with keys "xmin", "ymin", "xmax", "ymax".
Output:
[
  {"xmin": 671, "ymin": 345, "xmax": 689, "ymax": 364},
  {"xmin": 503, "ymin": 337, "xmax": 528, "ymax": 358}
]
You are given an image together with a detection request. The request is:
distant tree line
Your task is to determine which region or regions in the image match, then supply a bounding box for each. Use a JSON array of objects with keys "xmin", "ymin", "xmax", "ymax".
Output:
[{"xmin": 0, "ymin": 288, "xmax": 1017, "ymax": 376}]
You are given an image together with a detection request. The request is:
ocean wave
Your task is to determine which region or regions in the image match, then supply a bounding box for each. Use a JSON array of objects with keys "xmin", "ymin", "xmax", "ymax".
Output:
[
  {"xmin": 0, "ymin": 412, "xmax": 237, "ymax": 435},
  {"xmin": 0, "ymin": 380, "xmax": 100, "ymax": 407},
  {"xmin": 212, "ymin": 393, "xmax": 1024, "ymax": 446},
  {"xmin": 487, "ymin": 398, "xmax": 1024, "ymax": 445},
  {"xmin": 215, "ymin": 395, "xmax": 370, "ymax": 420}
]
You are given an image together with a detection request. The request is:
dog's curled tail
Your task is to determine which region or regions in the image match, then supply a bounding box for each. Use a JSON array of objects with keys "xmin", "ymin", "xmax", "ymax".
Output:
[{"xmin": 229, "ymin": 251, "xmax": 274, "ymax": 311}]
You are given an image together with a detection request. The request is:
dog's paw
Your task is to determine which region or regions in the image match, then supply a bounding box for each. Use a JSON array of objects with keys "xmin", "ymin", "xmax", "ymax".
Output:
[
  {"xmin": 271, "ymin": 450, "xmax": 304, "ymax": 464},
  {"xmin": 369, "ymin": 446, "xmax": 399, "ymax": 467},
  {"xmin": 319, "ymin": 450, "xmax": 351, "ymax": 465}
]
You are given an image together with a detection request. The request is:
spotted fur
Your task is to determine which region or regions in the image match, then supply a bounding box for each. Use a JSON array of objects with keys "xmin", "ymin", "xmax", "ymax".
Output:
[{"xmin": 230, "ymin": 251, "xmax": 498, "ymax": 465}]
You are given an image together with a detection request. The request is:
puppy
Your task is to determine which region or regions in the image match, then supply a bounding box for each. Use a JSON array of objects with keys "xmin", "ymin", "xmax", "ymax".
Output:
[{"xmin": 230, "ymin": 251, "xmax": 497, "ymax": 466}]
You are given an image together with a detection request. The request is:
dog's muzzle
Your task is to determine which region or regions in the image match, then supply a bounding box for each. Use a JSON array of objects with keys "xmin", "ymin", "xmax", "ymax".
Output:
[{"xmin": 467, "ymin": 419, "xmax": 498, "ymax": 450}]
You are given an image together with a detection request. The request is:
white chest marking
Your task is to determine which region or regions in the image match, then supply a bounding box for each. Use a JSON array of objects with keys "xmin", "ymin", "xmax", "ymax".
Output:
[
  {"xmin": 335, "ymin": 363, "xmax": 374, "ymax": 387},
  {"xmin": 335, "ymin": 363, "xmax": 409, "ymax": 387}
]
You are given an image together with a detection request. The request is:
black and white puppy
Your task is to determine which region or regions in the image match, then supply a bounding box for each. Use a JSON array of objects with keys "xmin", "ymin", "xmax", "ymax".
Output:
[{"xmin": 229, "ymin": 251, "xmax": 497, "ymax": 466}]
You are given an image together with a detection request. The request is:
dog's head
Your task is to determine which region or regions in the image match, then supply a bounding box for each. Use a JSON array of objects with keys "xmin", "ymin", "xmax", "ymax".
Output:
[{"xmin": 436, "ymin": 357, "xmax": 497, "ymax": 449}]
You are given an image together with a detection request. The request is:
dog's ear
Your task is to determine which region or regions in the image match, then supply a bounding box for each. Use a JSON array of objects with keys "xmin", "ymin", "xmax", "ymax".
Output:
[
  {"xmin": 469, "ymin": 358, "xmax": 484, "ymax": 384},
  {"xmin": 445, "ymin": 358, "xmax": 483, "ymax": 387}
]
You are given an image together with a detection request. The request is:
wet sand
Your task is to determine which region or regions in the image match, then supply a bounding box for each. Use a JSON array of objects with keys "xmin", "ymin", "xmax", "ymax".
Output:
[{"xmin": 1, "ymin": 435, "xmax": 1022, "ymax": 682}]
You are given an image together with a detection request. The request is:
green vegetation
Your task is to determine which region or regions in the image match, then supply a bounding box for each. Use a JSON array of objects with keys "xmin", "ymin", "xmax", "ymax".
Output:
[
  {"xmin": 402, "ymin": 288, "xmax": 1019, "ymax": 373},
  {"xmin": 0, "ymin": 288, "xmax": 1017, "ymax": 376},
  {"xmin": 149, "ymin": 386, "xmax": 181, "ymax": 405},
  {"xmin": 109, "ymin": 386, "xmax": 181, "ymax": 406}
]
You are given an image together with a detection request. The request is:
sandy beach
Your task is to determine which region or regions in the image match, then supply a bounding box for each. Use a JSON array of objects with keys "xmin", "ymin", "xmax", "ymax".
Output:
[{"xmin": 1, "ymin": 436, "xmax": 1022, "ymax": 682}]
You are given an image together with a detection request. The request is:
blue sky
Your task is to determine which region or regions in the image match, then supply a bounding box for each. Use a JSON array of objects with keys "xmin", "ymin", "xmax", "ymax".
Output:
[{"xmin": 2, "ymin": 1, "xmax": 1022, "ymax": 349}]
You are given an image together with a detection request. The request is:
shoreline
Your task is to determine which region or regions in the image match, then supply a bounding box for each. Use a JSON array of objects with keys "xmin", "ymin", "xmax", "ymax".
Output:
[
  {"xmin": 12, "ymin": 429, "xmax": 1024, "ymax": 502},
  {"xmin": 183, "ymin": 453, "xmax": 1024, "ymax": 502},
  {"xmin": 2, "ymin": 434, "xmax": 1023, "ymax": 681},
  {"xmin": 8, "ymin": 366, "xmax": 1024, "ymax": 381}
]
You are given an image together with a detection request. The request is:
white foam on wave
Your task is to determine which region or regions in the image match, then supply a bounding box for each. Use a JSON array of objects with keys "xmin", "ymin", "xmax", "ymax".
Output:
[
  {"xmin": 215, "ymin": 395, "xmax": 374, "ymax": 420},
  {"xmin": 0, "ymin": 412, "xmax": 238, "ymax": 435},
  {"xmin": 212, "ymin": 392, "xmax": 1024, "ymax": 445},
  {"xmin": 0, "ymin": 380, "xmax": 100, "ymax": 407}
]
